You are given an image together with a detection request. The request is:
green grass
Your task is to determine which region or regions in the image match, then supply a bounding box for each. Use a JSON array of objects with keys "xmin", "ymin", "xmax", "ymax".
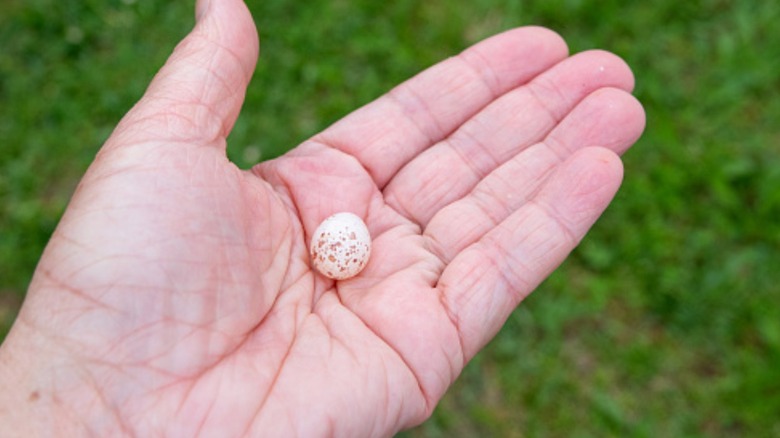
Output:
[{"xmin": 2, "ymin": 0, "xmax": 779, "ymax": 436}]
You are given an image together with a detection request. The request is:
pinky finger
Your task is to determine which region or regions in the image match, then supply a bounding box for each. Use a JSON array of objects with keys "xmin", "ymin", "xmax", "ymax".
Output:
[{"xmin": 437, "ymin": 147, "xmax": 624, "ymax": 360}]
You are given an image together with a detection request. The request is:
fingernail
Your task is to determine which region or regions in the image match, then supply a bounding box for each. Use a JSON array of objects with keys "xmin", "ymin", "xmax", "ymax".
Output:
[{"xmin": 196, "ymin": 0, "xmax": 211, "ymax": 22}]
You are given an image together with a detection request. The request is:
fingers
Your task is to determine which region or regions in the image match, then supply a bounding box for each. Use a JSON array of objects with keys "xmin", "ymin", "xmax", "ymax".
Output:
[
  {"xmin": 313, "ymin": 27, "xmax": 569, "ymax": 187},
  {"xmin": 436, "ymin": 147, "xmax": 624, "ymax": 360},
  {"xmin": 107, "ymin": 0, "xmax": 259, "ymax": 150},
  {"xmin": 424, "ymin": 87, "xmax": 645, "ymax": 263},
  {"xmin": 384, "ymin": 50, "xmax": 636, "ymax": 227}
]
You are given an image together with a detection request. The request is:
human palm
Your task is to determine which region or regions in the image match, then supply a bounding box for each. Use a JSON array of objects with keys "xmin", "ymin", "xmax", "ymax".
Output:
[{"xmin": 0, "ymin": 1, "xmax": 645, "ymax": 436}]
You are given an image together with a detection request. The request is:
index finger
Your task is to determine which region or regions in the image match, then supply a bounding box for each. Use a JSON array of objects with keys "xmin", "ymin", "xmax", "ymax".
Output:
[{"xmin": 312, "ymin": 27, "xmax": 569, "ymax": 188}]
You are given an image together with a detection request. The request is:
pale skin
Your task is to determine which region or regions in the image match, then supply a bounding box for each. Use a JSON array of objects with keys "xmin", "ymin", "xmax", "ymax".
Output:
[{"xmin": 0, "ymin": 0, "xmax": 645, "ymax": 436}]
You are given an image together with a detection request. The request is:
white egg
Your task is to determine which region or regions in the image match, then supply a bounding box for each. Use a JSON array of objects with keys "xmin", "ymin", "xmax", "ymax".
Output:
[{"xmin": 310, "ymin": 212, "xmax": 372, "ymax": 280}]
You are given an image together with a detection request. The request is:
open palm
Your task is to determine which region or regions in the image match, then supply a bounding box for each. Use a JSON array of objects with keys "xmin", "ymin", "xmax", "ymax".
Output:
[{"xmin": 1, "ymin": 1, "xmax": 645, "ymax": 436}]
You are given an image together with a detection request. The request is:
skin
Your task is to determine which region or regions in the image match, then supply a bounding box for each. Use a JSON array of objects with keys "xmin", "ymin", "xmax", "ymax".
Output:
[{"xmin": 0, "ymin": 0, "xmax": 645, "ymax": 436}]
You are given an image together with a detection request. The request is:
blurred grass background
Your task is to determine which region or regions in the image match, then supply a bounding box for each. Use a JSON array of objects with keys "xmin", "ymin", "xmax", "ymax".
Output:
[{"xmin": 1, "ymin": 0, "xmax": 779, "ymax": 436}]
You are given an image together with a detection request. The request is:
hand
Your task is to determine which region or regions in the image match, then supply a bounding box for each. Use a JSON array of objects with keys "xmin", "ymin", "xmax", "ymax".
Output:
[{"xmin": 0, "ymin": 0, "xmax": 645, "ymax": 436}]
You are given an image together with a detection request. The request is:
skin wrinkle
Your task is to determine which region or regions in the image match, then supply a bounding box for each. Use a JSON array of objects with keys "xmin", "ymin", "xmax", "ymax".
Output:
[
  {"xmin": 482, "ymin": 222, "xmax": 540, "ymax": 301},
  {"xmin": 239, "ymin": 322, "xmax": 299, "ymax": 438},
  {"xmin": 126, "ymin": 33, "xmax": 253, "ymax": 146},
  {"xmin": 216, "ymin": 204, "xmax": 283, "ymax": 332},
  {"xmin": 12, "ymin": 315, "xmax": 72, "ymax": 363},
  {"xmin": 438, "ymin": 258, "xmax": 497, "ymax": 360},
  {"xmin": 43, "ymin": 255, "xmax": 148, "ymax": 303},
  {"xmin": 541, "ymin": 127, "xmax": 578, "ymax": 163},
  {"xmin": 446, "ymin": 127, "xmax": 502, "ymax": 182},
  {"xmin": 223, "ymin": 273, "xmax": 316, "ymax": 434},
  {"xmin": 44, "ymin": 276, "xmax": 148, "ymax": 354},
  {"xmin": 46, "ymin": 231, "xmax": 94, "ymax": 255},
  {"xmin": 100, "ymin": 141, "xmax": 165, "ymax": 169},
  {"xmin": 155, "ymin": 37, "xmax": 249, "ymax": 103},
  {"xmin": 147, "ymin": 323, "xmax": 213, "ymax": 373},
  {"xmin": 554, "ymin": 97, "xmax": 612, "ymax": 152},
  {"xmin": 269, "ymin": 264, "xmax": 310, "ymax": 328},
  {"xmin": 62, "ymin": 358, "xmax": 132, "ymax": 437},
  {"xmin": 195, "ymin": 38, "xmax": 246, "ymax": 92},
  {"xmin": 49, "ymin": 391, "xmax": 96, "ymax": 437},
  {"xmin": 388, "ymin": 166, "xmax": 458, "ymax": 229},
  {"xmin": 528, "ymin": 198, "xmax": 581, "ymax": 246},
  {"xmin": 387, "ymin": 54, "xmax": 495, "ymax": 144},
  {"xmin": 420, "ymin": 229, "xmax": 450, "ymax": 274},
  {"xmin": 471, "ymin": 144, "xmax": 559, "ymax": 215},
  {"xmin": 366, "ymin": 193, "xmax": 412, "ymax": 247},
  {"xmin": 94, "ymin": 319, "xmax": 174, "ymax": 366},
  {"xmin": 312, "ymin": 298, "xmax": 406, "ymax": 435},
  {"xmin": 304, "ymin": 140, "xmax": 378, "ymax": 203},
  {"xmin": 456, "ymin": 47, "xmax": 503, "ymax": 99},
  {"xmin": 180, "ymin": 378, "xmax": 215, "ymax": 435},
  {"xmin": 65, "ymin": 252, "xmax": 225, "ymax": 378},
  {"xmin": 435, "ymin": 286, "xmax": 468, "ymax": 371},
  {"xmin": 460, "ymin": 90, "xmax": 548, "ymax": 158},
  {"xmin": 191, "ymin": 25, "xmax": 257, "ymax": 86},
  {"xmin": 117, "ymin": 102, "xmax": 223, "ymax": 146},
  {"xmin": 386, "ymin": 229, "xmax": 435, "ymax": 271},
  {"xmin": 39, "ymin": 268, "xmax": 122, "ymax": 316},
  {"xmin": 526, "ymin": 72, "xmax": 573, "ymax": 125},
  {"xmin": 540, "ymin": 89, "xmax": 604, "ymax": 156},
  {"xmin": 342, "ymin": 305, "xmax": 431, "ymax": 419},
  {"xmin": 318, "ymin": 300, "xmax": 357, "ymax": 364},
  {"xmin": 468, "ymin": 187, "xmax": 508, "ymax": 232},
  {"xmin": 256, "ymin": 200, "xmax": 308, "ymax": 302},
  {"xmin": 349, "ymin": 224, "xmax": 443, "ymax": 292},
  {"xmin": 328, "ymin": 274, "xmax": 438, "ymax": 424},
  {"xmin": 418, "ymin": 250, "xmax": 447, "ymax": 288},
  {"xmin": 377, "ymin": 357, "xmax": 396, "ymax": 434},
  {"xmin": 142, "ymin": 369, "xmax": 199, "ymax": 405},
  {"xmin": 164, "ymin": 107, "xmax": 221, "ymax": 145},
  {"xmin": 386, "ymin": 87, "xmax": 444, "ymax": 150}
]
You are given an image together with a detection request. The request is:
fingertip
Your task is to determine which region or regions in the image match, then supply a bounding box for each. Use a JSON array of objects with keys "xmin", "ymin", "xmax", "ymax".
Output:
[
  {"xmin": 602, "ymin": 89, "xmax": 647, "ymax": 154},
  {"xmin": 546, "ymin": 86, "xmax": 646, "ymax": 158},
  {"xmin": 594, "ymin": 146, "xmax": 624, "ymax": 185},
  {"xmin": 193, "ymin": 0, "xmax": 259, "ymax": 71},
  {"xmin": 588, "ymin": 87, "xmax": 646, "ymax": 130},
  {"xmin": 575, "ymin": 145, "xmax": 624, "ymax": 180},
  {"xmin": 517, "ymin": 25, "xmax": 570, "ymax": 56},
  {"xmin": 623, "ymin": 92, "xmax": 647, "ymax": 146},
  {"xmin": 565, "ymin": 49, "xmax": 636, "ymax": 94},
  {"xmin": 569, "ymin": 146, "xmax": 624, "ymax": 206},
  {"xmin": 539, "ymin": 146, "xmax": 624, "ymax": 234},
  {"xmin": 503, "ymin": 25, "xmax": 570, "ymax": 55}
]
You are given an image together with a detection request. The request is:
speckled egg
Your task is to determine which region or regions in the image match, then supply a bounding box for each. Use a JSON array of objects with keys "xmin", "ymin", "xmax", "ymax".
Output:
[{"xmin": 310, "ymin": 212, "xmax": 371, "ymax": 280}]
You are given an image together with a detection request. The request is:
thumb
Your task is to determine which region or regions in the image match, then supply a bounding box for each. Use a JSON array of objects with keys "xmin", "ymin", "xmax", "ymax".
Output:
[{"xmin": 109, "ymin": 0, "xmax": 259, "ymax": 150}]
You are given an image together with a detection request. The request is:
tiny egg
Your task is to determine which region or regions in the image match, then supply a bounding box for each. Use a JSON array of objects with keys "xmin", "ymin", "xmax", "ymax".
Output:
[{"xmin": 310, "ymin": 212, "xmax": 371, "ymax": 280}]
